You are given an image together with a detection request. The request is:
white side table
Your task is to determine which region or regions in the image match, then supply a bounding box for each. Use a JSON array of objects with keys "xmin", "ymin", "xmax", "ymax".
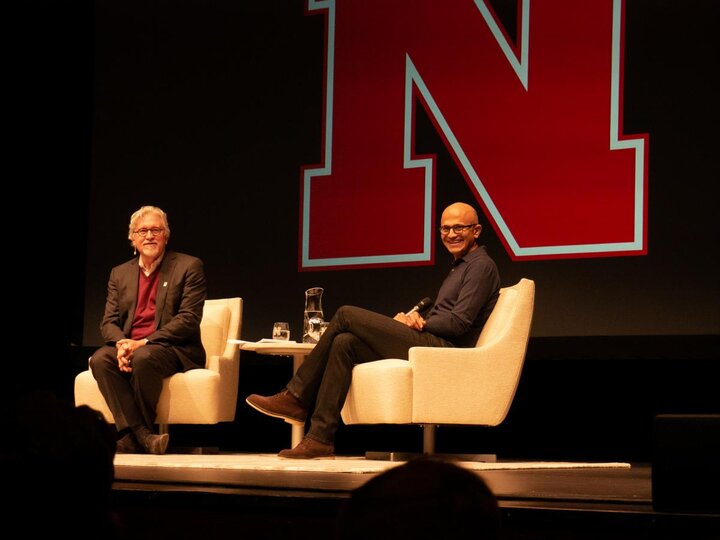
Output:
[{"xmin": 229, "ymin": 340, "xmax": 315, "ymax": 447}]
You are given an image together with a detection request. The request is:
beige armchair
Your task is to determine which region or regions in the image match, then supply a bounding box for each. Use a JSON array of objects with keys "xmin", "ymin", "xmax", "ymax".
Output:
[
  {"xmin": 341, "ymin": 279, "xmax": 535, "ymax": 458},
  {"xmin": 74, "ymin": 297, "xmax": 243, "ymax": 432}
]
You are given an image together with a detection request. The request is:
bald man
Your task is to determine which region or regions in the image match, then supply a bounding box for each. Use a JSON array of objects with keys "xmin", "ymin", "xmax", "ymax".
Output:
[{"xmin": 247, "ymin": 202, "xmax": 501, "ymax": 458}]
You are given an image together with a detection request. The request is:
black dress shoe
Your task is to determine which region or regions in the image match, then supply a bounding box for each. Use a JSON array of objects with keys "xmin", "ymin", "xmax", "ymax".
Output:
[
  {"xmin": 141, "ymin": 432, "xmax": 169, "ymax": 455},
  {"xmin": 116, "ymin": 432, "xmax": 143, "ymax": 454},
  {"xmin": 132, "ymin": 425, "xmax": 170, "ymax": 455}
]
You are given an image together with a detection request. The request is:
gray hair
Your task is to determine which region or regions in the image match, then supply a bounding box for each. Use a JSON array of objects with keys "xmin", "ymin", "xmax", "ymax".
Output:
[{"xmin": 127, "ymin": 206, "xmax": 171, "ymax": 244}]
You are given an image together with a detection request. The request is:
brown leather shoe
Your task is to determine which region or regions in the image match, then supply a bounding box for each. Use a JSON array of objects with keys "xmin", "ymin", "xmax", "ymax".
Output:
[
  {"xmin": 246, "ymin": 389, "xmax": 307, "ymax": 425},
  {"xmin": 278, "ymin": 436, "xmax": 335, "ymax": 459}
]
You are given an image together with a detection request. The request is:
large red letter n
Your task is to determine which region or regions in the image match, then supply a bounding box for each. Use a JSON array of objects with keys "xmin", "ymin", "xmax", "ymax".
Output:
[{"xmin": 300, "ymin": 0, "xmax": 648, "ymax": 269}]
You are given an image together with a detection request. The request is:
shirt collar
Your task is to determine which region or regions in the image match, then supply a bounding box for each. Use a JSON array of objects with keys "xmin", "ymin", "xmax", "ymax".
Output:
[
  {"xmin": 452, "ymin": 244, "xmax": 485, "ymax": 266},
  {"xmin": 138, "ymin": 252, "xmax": 164, "ymax": 277}
]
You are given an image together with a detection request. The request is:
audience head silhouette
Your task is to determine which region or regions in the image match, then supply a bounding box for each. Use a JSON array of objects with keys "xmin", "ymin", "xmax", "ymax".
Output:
[
  {"xmin": 2, "ymin": 392, "xmax": 119, "ymax": 538},
  {"xmin": 337, "ymin": 457, "xmax": 500, "ymax": 539}
]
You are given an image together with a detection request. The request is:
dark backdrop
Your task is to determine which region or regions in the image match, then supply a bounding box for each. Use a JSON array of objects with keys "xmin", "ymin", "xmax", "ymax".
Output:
[
  {"xmin": 82, "ymin": 0, "xmax": 719, "ymax": 346},
  {"xmin": 10, "ymin": 0, "xmax": 719, "ymax": 460}
]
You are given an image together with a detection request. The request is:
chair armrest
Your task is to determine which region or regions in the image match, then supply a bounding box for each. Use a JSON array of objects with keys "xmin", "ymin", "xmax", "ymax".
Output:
[
  {"xmin": 409, "ymin": 343, "xmax": 525, "ymax": 426},
  {"xmin": 204, "ymin": 354, "xmax": 240, "ymax": 417},
  {"xmin": 205, "ymin": 354, "xmax": 237, "ymax": 380}
]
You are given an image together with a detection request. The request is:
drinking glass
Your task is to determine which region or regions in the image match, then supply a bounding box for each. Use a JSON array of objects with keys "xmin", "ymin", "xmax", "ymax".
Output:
[{"xmin": 272, "ymin": 322, "xmax": 290, "ymax": 341}]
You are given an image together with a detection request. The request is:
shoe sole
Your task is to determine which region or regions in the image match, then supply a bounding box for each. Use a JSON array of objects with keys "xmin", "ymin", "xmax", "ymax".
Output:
[{"xmin": 246, "ymin": 397, "xmax": 306, "ymax": 426}]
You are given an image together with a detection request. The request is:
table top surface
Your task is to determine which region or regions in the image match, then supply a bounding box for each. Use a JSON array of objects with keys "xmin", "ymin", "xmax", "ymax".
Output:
[{"xmin": 228, "ymin": 340, "xmax": 315, "ymax": 355}]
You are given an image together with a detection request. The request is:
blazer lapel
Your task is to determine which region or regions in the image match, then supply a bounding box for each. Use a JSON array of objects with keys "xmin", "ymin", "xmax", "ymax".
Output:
[
  {"xmin": 155, "ymin": 252, "xmax": 174, "ymax": 328},
  {"xmin": 123, "ymin": 258, "xmax": 140, "ymax": 335}
]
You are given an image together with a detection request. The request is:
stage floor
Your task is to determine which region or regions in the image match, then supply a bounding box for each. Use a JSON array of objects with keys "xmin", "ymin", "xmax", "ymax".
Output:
[{"xmin": 111, "ymin": 454, "xmax": 719, "ymax": 539}]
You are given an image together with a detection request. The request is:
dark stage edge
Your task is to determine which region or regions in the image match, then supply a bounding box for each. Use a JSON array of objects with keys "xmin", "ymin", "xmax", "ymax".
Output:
[{"xmin": 111, "ymin": 460, "xmax": 719, "ymax": 539}]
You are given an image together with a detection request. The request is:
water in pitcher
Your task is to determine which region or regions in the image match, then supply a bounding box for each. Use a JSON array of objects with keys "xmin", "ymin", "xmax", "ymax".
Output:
[{"xmin": 303, "ymin": 287, "xmax": 324, "ymax": 344}]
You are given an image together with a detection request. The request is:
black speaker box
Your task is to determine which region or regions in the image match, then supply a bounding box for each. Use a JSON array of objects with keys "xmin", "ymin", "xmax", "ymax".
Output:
[{"xmin": 652, "ymin": 414, "xmax": 720, "ymax": 513}]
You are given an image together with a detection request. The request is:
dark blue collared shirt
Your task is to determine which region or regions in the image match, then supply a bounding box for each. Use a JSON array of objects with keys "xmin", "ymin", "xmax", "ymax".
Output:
[{"xmin": 423, "ymin": 245, "xmax": 500, "ymax": 347}]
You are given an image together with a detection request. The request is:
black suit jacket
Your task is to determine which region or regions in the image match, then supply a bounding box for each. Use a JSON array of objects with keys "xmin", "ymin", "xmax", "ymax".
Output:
[{"xmin": 99, "ymin": 251, "xmax": 207, "ymax": 371}]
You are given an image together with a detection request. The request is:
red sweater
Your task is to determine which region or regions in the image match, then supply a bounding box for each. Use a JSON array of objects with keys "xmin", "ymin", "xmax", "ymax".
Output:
[{"xmin": 130, "ymin": 268, "xmax": 161, "ymax": 340}]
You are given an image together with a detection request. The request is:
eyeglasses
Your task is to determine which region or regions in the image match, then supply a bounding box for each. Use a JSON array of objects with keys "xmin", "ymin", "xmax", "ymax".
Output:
[
  {"xmin": 134, "ymin": 227, "xmax": 165, "ymax": 237},
  {"xmin": 439, "ymin": 224, "xmax": 477, "ymax": 235}
]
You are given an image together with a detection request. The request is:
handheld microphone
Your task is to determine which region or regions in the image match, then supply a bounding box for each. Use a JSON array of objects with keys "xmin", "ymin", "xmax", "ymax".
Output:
[{"xmin": 404, "ymin": 297, "xmax": 432, "ymax": 316}]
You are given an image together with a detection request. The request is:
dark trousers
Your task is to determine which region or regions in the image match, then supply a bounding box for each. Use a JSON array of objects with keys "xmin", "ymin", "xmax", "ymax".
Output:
[
  {"xmin": 287, "ymin": 305, "xmax": 453, "ymax": 445},
  {"xmin": 90, "ymin": 344, "xmax": 182, "ymax": 432}
]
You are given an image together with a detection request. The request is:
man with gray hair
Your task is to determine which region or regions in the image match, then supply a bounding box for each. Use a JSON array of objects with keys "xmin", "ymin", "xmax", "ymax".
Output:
[{"xmin": 90, "ymin": 206, "xmax": 206, "ymax": 454}]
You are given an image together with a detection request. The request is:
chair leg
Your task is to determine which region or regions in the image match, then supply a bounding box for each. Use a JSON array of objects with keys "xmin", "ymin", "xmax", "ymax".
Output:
[
  {"xmin": 365, "ymin": 425, "xmax": 437, "ymax": 461},
  {"xmin": 423, "ymin": 424, "xmax": 436, "ymax": 454},
  {"xmin": 365, "ymin": 424, "xmax": 497, "ymax": 462}
]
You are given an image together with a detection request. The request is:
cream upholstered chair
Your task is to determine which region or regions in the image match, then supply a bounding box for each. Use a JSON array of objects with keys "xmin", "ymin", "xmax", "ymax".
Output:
[
  {"xmin": 341, "ymin": 279, "xmax": 535, "ymax": 458},
  {"xmin": 74, "ymin": 297, "xmax": 242, "ymax": 432}
]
